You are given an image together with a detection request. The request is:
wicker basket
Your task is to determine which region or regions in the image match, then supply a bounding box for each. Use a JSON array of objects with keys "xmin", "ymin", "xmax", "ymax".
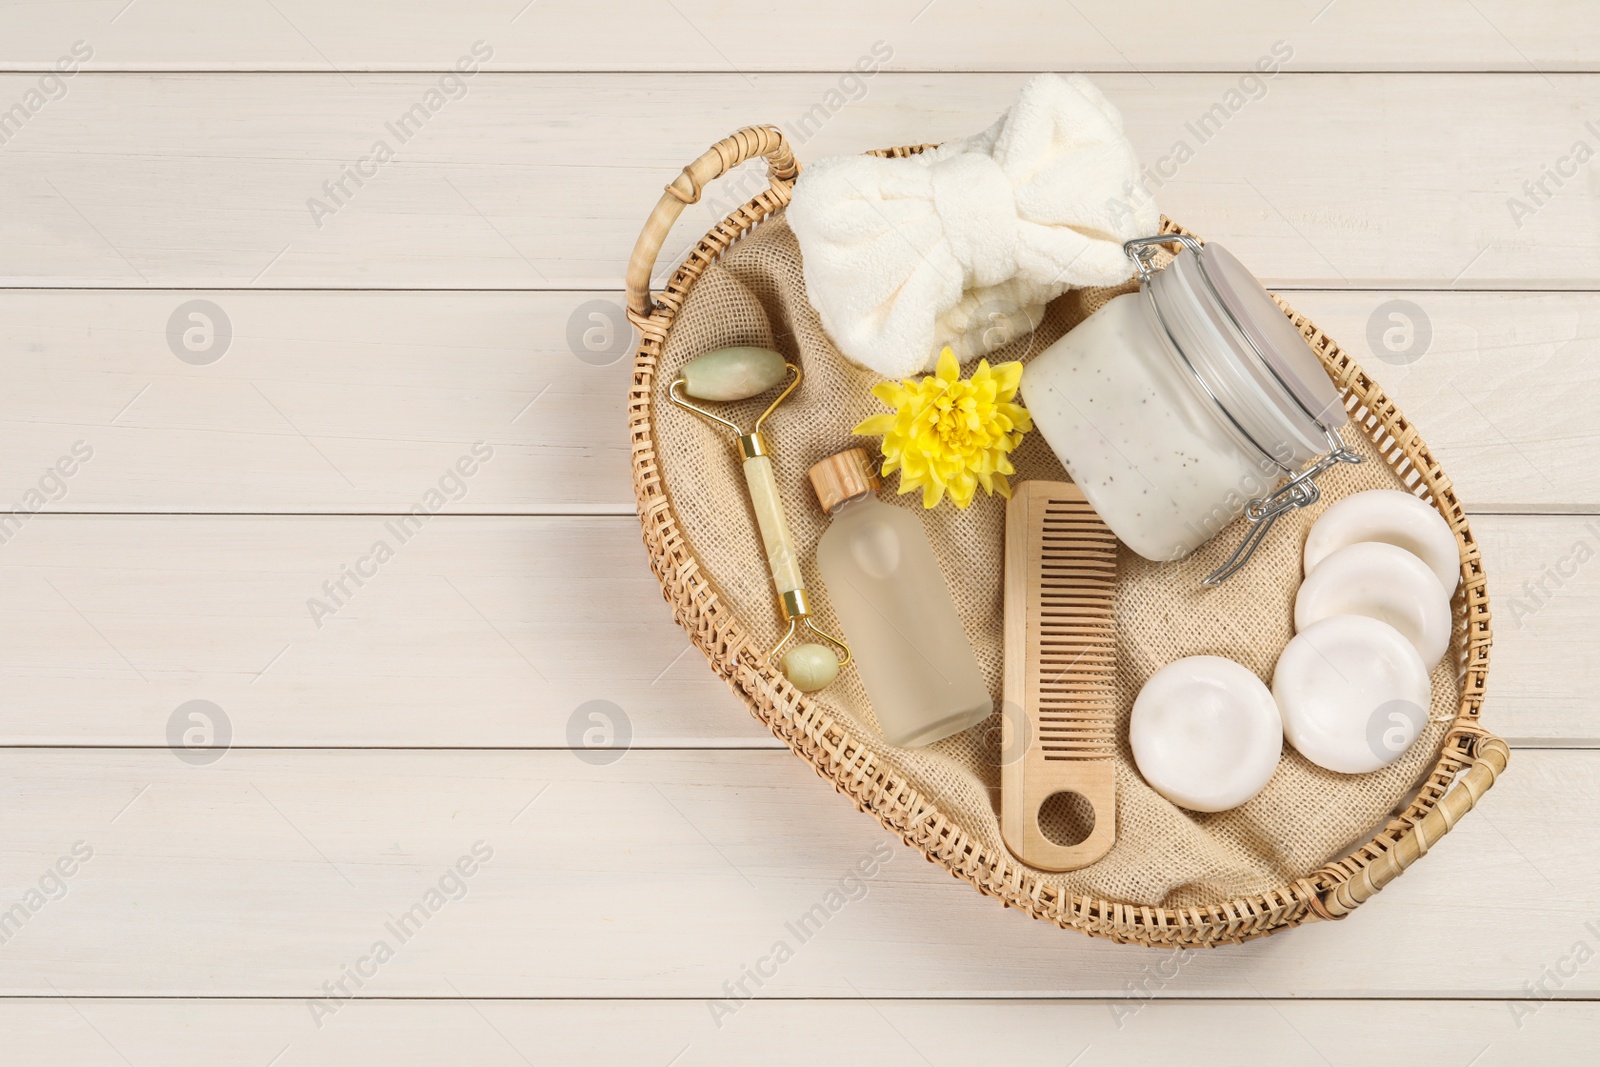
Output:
[{"xmin": 624, "ymin": 125, "xmax": 1507, "ymax": 946}]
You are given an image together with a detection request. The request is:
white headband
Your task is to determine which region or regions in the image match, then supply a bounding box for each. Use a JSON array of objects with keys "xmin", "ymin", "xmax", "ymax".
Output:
[{"xmin": 786, "ymin": 74, "xmax": 1158, "ymax": 379}]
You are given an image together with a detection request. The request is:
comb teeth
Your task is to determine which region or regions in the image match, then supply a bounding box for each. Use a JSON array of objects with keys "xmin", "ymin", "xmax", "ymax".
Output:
[
  {"xmin": 1034, "ymin": 498, "xmax": 1117, "ymax": 760},
  {"xmin": 1001, "ymin": 481, "xmax": 1118, "ymax": 872}
]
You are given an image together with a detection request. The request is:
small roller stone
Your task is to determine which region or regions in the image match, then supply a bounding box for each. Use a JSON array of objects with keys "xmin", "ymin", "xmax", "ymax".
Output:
[
  {"xmin": 781, "ymin": 643, "xmax": 840, "ymax": 692},
  {"xmin": 681, "ymin": 346, "xmax": 788, "ymax": 401}
]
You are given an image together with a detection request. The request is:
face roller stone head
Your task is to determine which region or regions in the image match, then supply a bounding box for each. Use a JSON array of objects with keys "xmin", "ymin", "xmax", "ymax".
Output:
[{"xmin": 668, "ymin": 347, "xmax": 850, "ymax": 692}]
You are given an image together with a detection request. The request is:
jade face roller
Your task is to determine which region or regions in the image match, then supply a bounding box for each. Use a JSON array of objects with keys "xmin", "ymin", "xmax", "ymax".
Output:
[{"xmin": 668, "ymin": 347, "xmax": 851, "ymax": 692}]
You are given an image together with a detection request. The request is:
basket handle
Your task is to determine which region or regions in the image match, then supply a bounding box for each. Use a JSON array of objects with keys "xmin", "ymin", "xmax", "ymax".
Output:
[
  {"xmin": 1317, "ymin": 730, "xmax": 1510, "ymax": 919},
  {"xmin": 624, "ymin": 125, "xmax": 799, "ymax": 326}
]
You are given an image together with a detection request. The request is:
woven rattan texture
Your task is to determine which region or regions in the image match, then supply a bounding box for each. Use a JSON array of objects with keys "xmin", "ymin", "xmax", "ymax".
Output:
[{"xmin": 627, "ymin": 146, "xmax": 1495, "ymax": 945}]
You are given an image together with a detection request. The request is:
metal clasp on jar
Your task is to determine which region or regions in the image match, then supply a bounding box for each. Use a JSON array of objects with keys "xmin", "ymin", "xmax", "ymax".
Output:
[
  {"xmin": 1122, "ymin": 234, "xmax": 1363, "ymax": 586},
  {"xmin": 1202, "ymin": 427, "xmax": 1364, "ymax": 586}
]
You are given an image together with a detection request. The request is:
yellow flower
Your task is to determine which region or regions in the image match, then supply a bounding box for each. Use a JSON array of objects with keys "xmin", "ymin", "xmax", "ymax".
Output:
[{"xmin": 852, "ymin": 346, "xmax": 1033, "ymax": 509}]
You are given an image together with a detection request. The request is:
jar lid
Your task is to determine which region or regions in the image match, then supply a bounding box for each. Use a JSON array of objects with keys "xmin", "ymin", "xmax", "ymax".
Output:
[
  {"xmin": 1189, "ymin": 242, "xmax": 1348, "ymax": 433},
  {"xmin": 809, "ymin": 447, "xmax": 880, "ymax": 514},
  {"xmin": 1151, "ymin": 241, "xmax": 1346, "ymax": 472}
]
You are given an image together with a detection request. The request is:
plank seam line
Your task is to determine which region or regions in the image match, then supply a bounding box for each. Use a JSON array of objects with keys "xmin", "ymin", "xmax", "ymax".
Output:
[
  {"xmin": 3, "ymin": 994, "xmax": 1595, "ymax": 1002},
  {"xmin": 18, "ymin": 510, "xmax": 1597, "ymax": 519},
  {"xmin": 5, "ymin": 286, "xmax": 1600, "ymax": 294},
  {"xmin": 0, "ymin": 68, "xmax": 1597, "ymax": 76},
  {"xmin": 0, "ymin": 742, "xmax": 1577, "ymax": 751}
]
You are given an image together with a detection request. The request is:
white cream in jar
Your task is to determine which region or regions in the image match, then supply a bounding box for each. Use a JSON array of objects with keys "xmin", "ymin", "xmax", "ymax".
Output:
[
  {"xmin": 1021, "ymin": 292, "xmax": 1277, "ymax": 561},
  {"xmin": 1022, "ymin": 236, "xmax": 1353, "ymax": 576}
]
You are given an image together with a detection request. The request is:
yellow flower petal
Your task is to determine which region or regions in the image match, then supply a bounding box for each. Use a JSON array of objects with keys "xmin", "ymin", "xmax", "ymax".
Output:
[
  {"xmin": 852, "ymin": 413, "xmax": 897, "ymax": 436},
  {"xmin": 1000, "ymin": 402, "xmax": 1033, "ymax": 432},
  {"xmin": 852, "ymin": 345, "xmax": 1032, "ymax": 510},
  {"xmin": 870, "ymin": 382, "xmax": 907, "ymax": 406},
  {"xmin": 992, "ymin": 361, "xmax": 1023, "ymax": 397}
]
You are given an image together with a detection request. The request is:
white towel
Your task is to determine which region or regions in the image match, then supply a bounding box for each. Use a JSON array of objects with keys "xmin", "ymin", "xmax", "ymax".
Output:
[{"xmin": 786, "ymin": 74, "xmax": 1158, "ymax": 379}]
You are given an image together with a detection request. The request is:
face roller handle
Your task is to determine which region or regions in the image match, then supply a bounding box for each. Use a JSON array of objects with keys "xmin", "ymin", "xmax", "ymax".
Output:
[
  {"xmin": 739, "ymin": 436, "xmax": 850, "ymax": 669},
  {"xmin": 739, "ymin": 434, "xmax": 803, "ymax": 595}
]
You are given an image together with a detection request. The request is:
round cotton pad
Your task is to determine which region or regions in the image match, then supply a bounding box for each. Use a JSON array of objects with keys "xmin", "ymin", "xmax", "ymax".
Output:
[
  {"xmin": 1294, "ymin": 541, "xmax": 1453, "ymax": 668},
  {"xmin": 1131, "ymin": 656, "xmax": 1283, "ymax": 813},
  {"xmin": 1304, "ymin": 489, "xmax": 1460, "ymax": 593},
  {"xmin": 1273, "ymin": 614, "xmax": 1432, "ymax": 775}
]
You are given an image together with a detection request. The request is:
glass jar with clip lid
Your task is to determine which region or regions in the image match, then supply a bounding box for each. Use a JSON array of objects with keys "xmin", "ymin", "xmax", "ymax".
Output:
[{"xmin": 1021, "ymin": 233, "xmax": 1362, "ymax": 584}]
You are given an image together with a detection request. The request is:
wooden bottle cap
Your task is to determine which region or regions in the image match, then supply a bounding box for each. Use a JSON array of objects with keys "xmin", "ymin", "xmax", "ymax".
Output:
[{"xmin": 808, "ymin": 447, "xmax": 881, "ymax": 514}]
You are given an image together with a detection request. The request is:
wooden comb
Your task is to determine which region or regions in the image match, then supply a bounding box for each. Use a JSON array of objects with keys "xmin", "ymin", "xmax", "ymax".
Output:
[{"xmin": 1001, "ymin": 480, "xmax": 1117, "ymax": 871}]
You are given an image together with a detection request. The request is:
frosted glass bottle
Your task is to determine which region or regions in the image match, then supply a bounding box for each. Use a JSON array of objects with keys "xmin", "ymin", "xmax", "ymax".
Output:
[{"xmin": 808, "ymin": 449, "xmax": 993, "ymax": 748}]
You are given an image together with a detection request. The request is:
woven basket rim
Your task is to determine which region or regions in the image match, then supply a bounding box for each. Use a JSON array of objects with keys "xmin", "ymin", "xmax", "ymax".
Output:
[{"xmin": 626, "ymin": 139, "xmax": 1497, "ymax": 946}]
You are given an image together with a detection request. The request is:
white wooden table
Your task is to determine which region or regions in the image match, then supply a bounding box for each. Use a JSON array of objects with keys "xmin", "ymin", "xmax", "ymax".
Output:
[{"xmin": 2, "ymin": 2, "xmax": 1597, "ymax": 1063}]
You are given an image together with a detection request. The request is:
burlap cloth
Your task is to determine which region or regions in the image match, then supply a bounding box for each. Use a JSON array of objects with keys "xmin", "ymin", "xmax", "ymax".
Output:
[{"xmin": 652, "ymin": 215, "xmax": 1461, "ymax": 908}]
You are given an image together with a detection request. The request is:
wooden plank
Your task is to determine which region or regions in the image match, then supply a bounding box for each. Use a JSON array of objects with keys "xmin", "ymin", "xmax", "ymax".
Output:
[
  {"xmin": 1293, "ymin": 290, "xmax": 1600, "ymax": 517},
  {"xmin": 1, "ymin": 74, "xmax": 1597, "ymax": 289},
  {"xmin": 1, "ymin": 289, "xmax": 1595, "ymax": 515},
  {"xmin": 0, "ymin": 291, "xmax": 635, "ymax": 515},
  {"xmin": 1474, "ymin": 517, "xmax": 1600, "ymax": 743},
  {"xmin": 0, "ymin": 513, "xmax": 1585, "ymax": 747},
  {"xmin": 0, "ymin": 998, "xmax": 1593, "ymax": 1065},
  {"xmin": 0, "ymin": 748, "xmax": 1590, "ymax": 997},
  {"xmin": 0, "ymin": 515, "xmax": 763, "ymax": 749},
  {"xmin": 1, "ymin": 1, "xmax": 1594, "ymax": 73}
]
